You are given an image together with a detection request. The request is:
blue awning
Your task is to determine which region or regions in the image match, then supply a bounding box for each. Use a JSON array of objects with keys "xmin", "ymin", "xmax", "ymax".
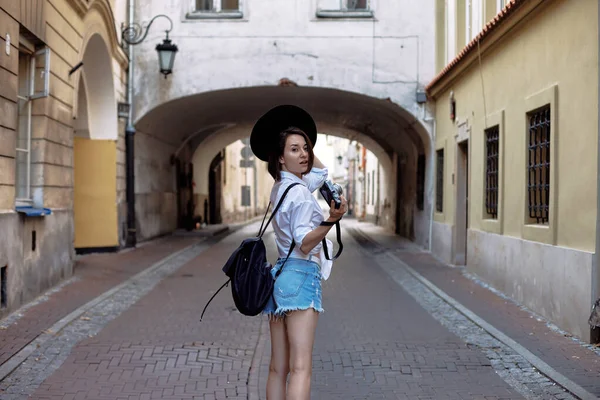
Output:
[{"xmin": 16, "ymin": 206, "xmax": 52, "ymax": 217}]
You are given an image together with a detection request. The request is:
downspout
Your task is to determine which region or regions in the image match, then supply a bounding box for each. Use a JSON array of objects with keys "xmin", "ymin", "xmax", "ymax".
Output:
[
  {"xmin": 592, "ymin": 1, "xmax": 600, "ymax": 343},
  {"xmin": 125, "ymin": 0, "xmax": 137, "ymax": 247},
  {"xmin": 428, "ymin": 117, "xmax": 436, "ymax": 251},
  {"xmin": 422, "ymin": 101, "xmax": 436, "ymax": 252}
]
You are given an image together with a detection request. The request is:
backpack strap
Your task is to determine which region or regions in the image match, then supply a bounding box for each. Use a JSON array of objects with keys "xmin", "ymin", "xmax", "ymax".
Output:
[
  {"xmin": 257, "ymin": 182, "xmax": 301, "ymax": 238},
  {"xmin": 274, "ymin": 241, "xmax": 295, "ymax": 278},
  {"xmin": 200, "ymin": 279, "xmax": 230, "ymax": 321}
]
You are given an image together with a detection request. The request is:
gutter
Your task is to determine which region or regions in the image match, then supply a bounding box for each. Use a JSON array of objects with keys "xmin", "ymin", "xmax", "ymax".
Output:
[{"xmin": 592, "ymin": 0, "xmax": 600, "ymax": 344}]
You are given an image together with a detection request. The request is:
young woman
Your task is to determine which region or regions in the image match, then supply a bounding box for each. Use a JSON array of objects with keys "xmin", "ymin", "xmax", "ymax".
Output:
[{"xmin": 250, "ymin": 105, "xmax": 347, "ymax": 400}]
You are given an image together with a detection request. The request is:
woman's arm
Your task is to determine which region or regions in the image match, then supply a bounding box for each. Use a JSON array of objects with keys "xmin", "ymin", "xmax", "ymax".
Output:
[
  {"xmin": 299, "ymin": 196, "xmax": 347, "ymax": 254},
  {"xmin": 303, "ymin": 155, "xmax": 328, "ymax": 192}
]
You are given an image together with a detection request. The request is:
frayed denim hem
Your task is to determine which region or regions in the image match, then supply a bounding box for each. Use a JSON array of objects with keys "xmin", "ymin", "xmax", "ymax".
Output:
[{"xmin": 265, "ymin": 306, "xmax": 324, "ymax": 321}]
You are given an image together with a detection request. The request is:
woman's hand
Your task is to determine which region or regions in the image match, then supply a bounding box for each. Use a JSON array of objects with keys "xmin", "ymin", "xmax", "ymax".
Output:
[
  {"xmin": 300, "ymin": 195, "xmax": 348, "ymax": 254},
  {"xmin": 326, "ymin": 195, "xmax": 348, "ymax": 222}
]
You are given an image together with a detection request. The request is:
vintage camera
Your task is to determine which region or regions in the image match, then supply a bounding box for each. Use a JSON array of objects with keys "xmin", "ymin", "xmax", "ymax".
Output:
[{"xmin": 319, "ymin": 180, "xmax": 343, "ymax": 209}]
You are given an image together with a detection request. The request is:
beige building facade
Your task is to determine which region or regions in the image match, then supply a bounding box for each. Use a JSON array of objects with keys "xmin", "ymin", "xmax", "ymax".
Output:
[
  {"xmin": 0, "ymin": 0, "xmax": 128, "ymax": 317},
  {"xmin": 427, "ymin": 0, "xmax": 599, "ymax": 342}
]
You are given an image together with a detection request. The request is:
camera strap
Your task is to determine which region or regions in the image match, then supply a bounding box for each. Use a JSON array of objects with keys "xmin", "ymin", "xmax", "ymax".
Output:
[{"xmin": 319, "ymin": 220, "xmax": 343, "ymax": 260}]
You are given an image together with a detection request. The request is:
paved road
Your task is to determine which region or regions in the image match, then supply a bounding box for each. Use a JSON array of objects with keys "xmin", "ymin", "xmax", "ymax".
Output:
[{"xmin": 0, "ymin": 220, "xmax": 598, "ymax": 399}]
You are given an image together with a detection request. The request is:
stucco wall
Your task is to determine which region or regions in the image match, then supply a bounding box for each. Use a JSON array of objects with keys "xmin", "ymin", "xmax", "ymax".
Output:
[
  {"xmin": 134, "ymin": 130, "xmax": 178, "ymax": 240},
  {"xmin": 0, "ymin": 0, "xmax": 127, "ymax": 316},
  {"xmin": 133, "ymin": 0, "xmax": 436, "ymax": 123},
  {"xmin": 131, "ymin": 0, "xmax": 436, "ymax": 240},
  {"xmin": 431, "ymin": 0, "xmax": 598, "ymax": 340},
  {"xmin": 0, "ymin": 211, "xmax": 73, "ymax": 319},
  {"xmin": 434, "ymin": 1, "xmax": 598, "ymax": 250}
]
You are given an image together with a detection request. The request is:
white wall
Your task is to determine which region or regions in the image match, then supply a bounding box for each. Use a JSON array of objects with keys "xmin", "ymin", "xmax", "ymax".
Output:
[{"xmin": 133, "ymin": 0, "xmax": 436, "ymax": 126}]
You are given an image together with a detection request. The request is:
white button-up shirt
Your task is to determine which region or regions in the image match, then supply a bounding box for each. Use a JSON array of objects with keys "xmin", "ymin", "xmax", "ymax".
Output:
[{"xmin": 270, "ymin": 168, "xmax": 328, "ymax": 260}]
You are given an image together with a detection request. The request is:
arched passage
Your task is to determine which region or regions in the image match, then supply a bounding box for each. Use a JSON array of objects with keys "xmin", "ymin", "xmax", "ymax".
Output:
[
  {"xmin": 72, "ymin": 33, "xmax": 119, "ymax": 252},
  {"xmin": 135, "ymin": 86, "xmax": 432, "ymax": 245}
]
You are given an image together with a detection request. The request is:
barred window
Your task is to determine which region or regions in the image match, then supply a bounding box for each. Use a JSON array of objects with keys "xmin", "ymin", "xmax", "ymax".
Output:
[
  {"xmin": 527, "ymin": 106, "xmax": 551, "ymax": 224},
  {"xmin": 484, "ymin": 126, "xmax": 499, "ymax": 219},
  {"xmin": 416, "ymin": 154, "xmax": 425, "ymax": 210},
  {"xmin": 436, "ymin": 149, "xmax": 444, "ymax": 212}
]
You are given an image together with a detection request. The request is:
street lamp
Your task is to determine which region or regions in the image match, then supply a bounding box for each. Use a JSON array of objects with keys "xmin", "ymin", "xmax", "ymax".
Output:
[
  {"xmin": 119, "ymin": 13, "xmax": 178, "ymax": 248},
  {"xmin": 121, "ymin": 14, "xmax": 178, "ymax": 78}
]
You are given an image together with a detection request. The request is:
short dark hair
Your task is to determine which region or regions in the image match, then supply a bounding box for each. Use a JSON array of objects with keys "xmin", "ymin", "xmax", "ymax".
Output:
[{"xmin": 267, "ymin": 127, "xmax": 315, "ymax": 181}]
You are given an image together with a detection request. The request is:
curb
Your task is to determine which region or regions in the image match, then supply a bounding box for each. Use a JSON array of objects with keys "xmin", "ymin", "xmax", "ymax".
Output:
[{"xmin": 248, "ymin": 317, "xmax": 269, "ymax": 400}]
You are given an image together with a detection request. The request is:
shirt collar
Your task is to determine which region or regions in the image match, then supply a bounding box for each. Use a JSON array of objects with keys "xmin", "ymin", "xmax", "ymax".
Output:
[{"xmin": 280, "ymin": 171, "xmax": 307, "ymax": 186}]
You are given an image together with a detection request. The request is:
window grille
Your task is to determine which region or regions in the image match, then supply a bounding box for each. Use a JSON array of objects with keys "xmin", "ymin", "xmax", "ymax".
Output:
[
  {"xmin": 416, "ymin": 154, "xmax": 425, "ymax": 210},
  {"xmin": 436, "ymin": 149, "xmax": 444, "ymax": 212},
  {"xmin": 527, "ymin": 106, "xmax": 551, "ymax": 224},
  {"xmin": 485, "ymin": 125, "xmax": 499, "ymax": 218}
]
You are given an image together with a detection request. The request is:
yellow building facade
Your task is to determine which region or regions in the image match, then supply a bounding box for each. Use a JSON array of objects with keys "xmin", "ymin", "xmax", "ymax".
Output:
[
  {"xmin": 427, "ymin": 0, "xmax": 599, "ymax": 342},
  {"xmin": 0, "ymin": 0, "xmax": 128, "ymax": 317}
]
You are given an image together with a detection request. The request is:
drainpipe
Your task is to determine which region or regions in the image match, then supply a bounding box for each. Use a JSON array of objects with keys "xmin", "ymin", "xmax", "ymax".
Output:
[
  {"xmin": 125, "ymin": 0, "xmax": 137, "ymax": 247},
  {"xmin": 592, "ymin": 1, "xmax": 600, "ymax": 343},
  {"xmin": 427, "ymin": 117, "xmax": 436, "ymax": 252},
  {"xmin": 422, "ymin": 101, "xmax": 436, "ymax": 252}
]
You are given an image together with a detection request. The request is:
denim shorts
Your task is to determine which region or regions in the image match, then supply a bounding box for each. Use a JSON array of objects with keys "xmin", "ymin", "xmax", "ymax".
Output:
[{"xmin": 262, "ymin": 257, "xmax": 324, "ymax": 318}]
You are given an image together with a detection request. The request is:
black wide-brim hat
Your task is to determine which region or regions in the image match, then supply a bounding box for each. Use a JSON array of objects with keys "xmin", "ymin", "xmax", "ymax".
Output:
[{"xmin": 250, "ymin": 105, "xmax": 317, "ymax": 162}]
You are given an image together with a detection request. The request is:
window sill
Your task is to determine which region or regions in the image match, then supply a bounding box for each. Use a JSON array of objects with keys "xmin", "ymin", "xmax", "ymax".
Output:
[
  {"xmin": 481, "ymin": 218, "xmax": 502, "ymax": 235},
  {"xmin": 316, "ymin": 10, "xmax": 373, "ymax": 19},
  {"xmin": 186, "ymin": 11, "xmax": 243, "ymax": 20},
  {"xmin": 522, "ymin": 222, "xmax": 555, "ymax": 245},
  {"xmin": 16, "ymin": 205, "xmax": 52, "ymax": 217}
]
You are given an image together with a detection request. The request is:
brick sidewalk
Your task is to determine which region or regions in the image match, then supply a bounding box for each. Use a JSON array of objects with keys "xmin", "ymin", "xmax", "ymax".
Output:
[
  {"xmin": 258, "ymin": 229, "xmax": 524, "ymax": 399},
  {"xmin": 25, "ymin": 224, "xmax": 266, "ymax": 400},
  {"xmin": 0, "ymin": 235, "xmax": 200, "ymax": 369},
  {"xmin": 0, "ymin": 221, "xmax": 528, "ymax": 400},
  {"xmin": 350, "ymin": 220, "xmax": 600, "ymax": 396},
  {"xmin": 2, "ymin": 220, "xmax": 596, "ymax": 399}
]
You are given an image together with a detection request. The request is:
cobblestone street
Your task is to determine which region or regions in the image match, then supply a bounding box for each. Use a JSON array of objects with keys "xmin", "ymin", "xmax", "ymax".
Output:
[{"xmin": 0, "ymin": 221, "xmax": 598, "ymax": 399}]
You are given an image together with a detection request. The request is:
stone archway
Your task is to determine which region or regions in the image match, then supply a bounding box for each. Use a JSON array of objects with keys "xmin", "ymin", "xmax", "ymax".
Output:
[
  {"xmin": 134, "ymin": 86, "xmax": 433, "ymax": 245},
  {"xmin": 72, "ymin": 33, "xmax": 119, "ymax": 252}
]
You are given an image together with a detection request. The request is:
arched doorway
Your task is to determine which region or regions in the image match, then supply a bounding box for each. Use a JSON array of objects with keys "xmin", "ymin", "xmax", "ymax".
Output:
[{"xmin": 73, "ymin": 34, "xmax": 119, "ymax": 253}]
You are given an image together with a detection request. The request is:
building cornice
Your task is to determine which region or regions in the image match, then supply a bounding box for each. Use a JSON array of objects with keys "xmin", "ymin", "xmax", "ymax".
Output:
[
  {"xmin": 67, "ymin": 0, "xmax": 91, "ymax": 17},
  {"xmin": 426, "ymin": 0, "xmax": 549, "ymax": 99}
]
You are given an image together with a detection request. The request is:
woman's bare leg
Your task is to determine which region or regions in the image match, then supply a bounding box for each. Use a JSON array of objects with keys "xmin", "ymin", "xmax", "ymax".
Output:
[
  {"xmin": 285, "ymin": 309, "xmax": 319, "ymax": 400},
  {"xmin": 266, "ymin": 318, "xmax": 289, "ymax": 400}
]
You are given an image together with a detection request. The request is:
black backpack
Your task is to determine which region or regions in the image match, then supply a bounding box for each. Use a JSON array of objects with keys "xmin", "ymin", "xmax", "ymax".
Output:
[{"xmin": 200, "ymin": 183, "xmax": 300, "ymax": 320}]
